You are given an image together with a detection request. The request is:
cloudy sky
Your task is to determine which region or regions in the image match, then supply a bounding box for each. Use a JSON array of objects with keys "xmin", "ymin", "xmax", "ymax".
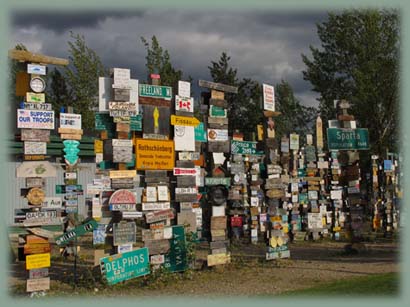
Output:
[{"xmin": 10, "ymin": 9, "xmax": 329, "ymax": 107}]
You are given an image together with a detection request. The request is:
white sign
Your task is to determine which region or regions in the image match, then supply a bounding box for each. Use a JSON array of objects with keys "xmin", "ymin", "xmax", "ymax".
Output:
[
  {"xmin": 150, "ymin": 254, "xmax": 165, "ymax": 265},
  {"xmin": 87, "ymin": 184, "xmax": 104, "ymax": 195},
  {"xmin": 17, "ymin": 109, "xmax": 54, "ymax": 130},
  {"xmin": 60, "ymin": 113, "xmax": 82, "ymax": 130},
  {"xmin": 112, "ymin": 68, "xmax": 131, "ymax": 89},
  {"xmin": 129, "ymin": 79, "xmax": 139, "ymax": 108},
  {"xmin": 112, "ymin": 139, "xmax": 133, "ymax": 147},
  {"xmin": 173, "ymin": 168, "xmax": 198, "ymax": 176},
  {"xmin": 117, "ymin": 243, "xmax": 133, "ymax": 254},
  {"xmin": 142, "ymin": 202, "xmax": 171, "ymax": 211},
  {"xmin": 122, "ymin": 211, "xmax": 143, "ymax": 219},
  {"xmin": 98, "ymin": 77, "xmax": 113, "ymax": 111},
  {"xmin": 207, "ymin": 129, "xmax": 228, "ymax": 142},
  {"xmin": 289, "ymin": 133, "xmax": 299, "ymax": 150},
  {"xmin": 16, "ymin": 161, "xmax": 57, "ymax": 178},
  {"xmin": 64, "ymin": 172, "xmax": 77, "ymax": 179},
  {"xmin": 307, "ymin": 213, "xmax": 323, "ymax": 229},
  {"xmin": 27, "ymin": 64, "xmax": 46, "ymax": 75},
  {"xmin": 24, "ymin": 141, "xmax": 47, "ymax": 155},
  {"xmin": 330, "ymin": 189, "xmax": 343, "ymax": 200},
  {"xmin": 146, "ymin": 186, "xmax": 157, "ymax": 202},
  {"xmin": 175, "ymin": 95, "xmax": 194, "ymax": 113},
  {"xmin": 174, "ymin": 125, "xmax": 195, "ymax": 151},
  {"xmin": 157, "ymin": 186, "xmax": 169, "ymax": 201},
  {"xmin": 178, "ymin": 81, "xmax": 191, "ymax": 97},
  {"xmin": 175, "ymin": 187, "xmax": 198, "ymax": 194},
  {"xmin": 263, "ymin": 83, "xmax": 275, "ymax": 111},
  {"xmin": 42, "ymin": 197, "xmax": 62, "ymax": 209}
]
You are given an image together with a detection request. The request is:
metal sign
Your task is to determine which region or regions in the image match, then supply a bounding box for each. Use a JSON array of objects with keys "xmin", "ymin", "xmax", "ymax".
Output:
[
  {"xmin": 95, "ymin": 113, "xmax": 114, "ymax": 130},
  {"xmin": 60, "ymin": 113, "xmax": 82, "ymax": 129},
  {"xmin": 109, "ymin": 189, "xmax": 137, "ymax": 204},
  {"xmin": 231, "ymin": 140, "xmax": 260, "ymax": 155},
  {"xmin": 263, "ymin": 83, "xmax": 275, "ymax": 111},
  {"xmin": 100, "ymin": 248, "xmax": 150, "ymax": 285},
  {"xmin": 63, "ymin": 140, "xmax": 80, "ymax": 165},
  {"xmin": 30, "ymin": 77, "xmax": 46, "ymax": 93},
  {"xmin": 145, "ymin": 209, "xmax": 175, "ymax": 224},
  {"xmin": 17, "ymin": 109, "xmax": 54, "ymax": 130},
  {"xmin": 21, "ymin": 129, "xmax": 50, "ymax": 142},
  {"xmin": 170, "ymin": 115, "xmax": 200, "ymax": 127},
  {"xmin": 139, "ymin": 84, "xmax": 172, "ymax": 100},
  {"xmin": 42, "ymin": 197, "xmax": 62, "ymax": 209},
  {"xmin": 135, "ymin": 139, "xmax": 174, "ymax": 170},
  {"xmin": 163, "ymin": 225, "xmax": 188, "ymax": 272},
  {"xmin": 26, "ymin": 277, "xmax": 50, "ymax": 292},
  {"xmin": 26, "ymin": 253, "xmax": 50, "ymax": 270},
  {"xmin": 327, "ymin": 128, "xmax": 369, "ymax": 150},
  {"xmin": 55, "ymin": 219, "xmax": 98, "ymax": 246},
  {"xmin": 22, "ymin": 102, "xmax": 52, "ymax": 111},
  {"xmin": 210, "ymin": 105, "xmax": 227, "ymax": 118},
  {"xmin": 205, "ymin": 177, "xmax": 231, "ymax": 186},
  {"xmin": 130, "ymin": 115, "xmax": 142, "ymax": 131},
  {"xmin": 174, "ymin": 125, "xmax": 195, "ymax": 152},
  {"xmin": 194, "ymin": 122, "xmax": 207, "ymax": 142},
  {"xmin": 207, "ymin": 129, "xmax": 228, "ymax": 142}
]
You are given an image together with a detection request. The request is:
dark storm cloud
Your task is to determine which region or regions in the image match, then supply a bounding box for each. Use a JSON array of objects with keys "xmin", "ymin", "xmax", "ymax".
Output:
[{"xmin": 11, "ymin": 10, "xmax": 145, "ymax": 34}]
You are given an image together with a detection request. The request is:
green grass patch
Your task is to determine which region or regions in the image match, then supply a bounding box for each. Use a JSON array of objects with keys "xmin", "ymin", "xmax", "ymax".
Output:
[{"xmin": 280, "ymin": 272, "xmax": 400, "ymax": 297}]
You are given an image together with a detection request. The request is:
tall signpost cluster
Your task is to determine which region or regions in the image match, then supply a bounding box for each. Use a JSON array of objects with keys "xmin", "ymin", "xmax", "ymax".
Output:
[
  {"xmin": 199, "ymin": 80, "xmax": 238, "ymax": 267},
  {"xmin": 12, "ymin": 50, "xmax": 68, "ymax": 294},
  {"xmin": 262, "ymin": 84, "xmax": 290, "ymax": 260}
]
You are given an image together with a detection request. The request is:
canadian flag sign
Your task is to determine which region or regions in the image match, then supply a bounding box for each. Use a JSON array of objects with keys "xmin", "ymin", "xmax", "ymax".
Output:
[{"xmin": 175, "ymin": 95, "xmax": 194, "ymax": 113}]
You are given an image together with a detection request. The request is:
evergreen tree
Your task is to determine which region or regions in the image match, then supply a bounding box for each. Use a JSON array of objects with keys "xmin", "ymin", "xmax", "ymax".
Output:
[{"xmin": 47, "ymin": 68, "xmax": 72, "ymax": 118}]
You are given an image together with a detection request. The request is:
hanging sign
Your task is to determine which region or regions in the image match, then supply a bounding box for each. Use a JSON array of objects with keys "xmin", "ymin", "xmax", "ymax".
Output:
[
  {"xmin": 60, "ymin": 113, "xmax": 82, "ymax": 129},
  {"xmin": 135, "ymin": 139, "xmax": 174, "ymax": 170},
  {"xmin": 263, "ymin": 83, "xmax": 275, "ymax": 112},
  {"xmin": 17, "ymin": 109, "xmax": 54, "ymax": 130},
  {"xmin": 99, "ymin": 247, "xmax": 150, "ymax": 285}
]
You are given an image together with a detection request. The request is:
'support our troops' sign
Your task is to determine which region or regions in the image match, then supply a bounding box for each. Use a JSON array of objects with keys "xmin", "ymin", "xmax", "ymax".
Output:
[
  {"xmin": 135, "ymin": 139, "xmax": 174, "ymax": 170},
  {"xmin": 17, "ymin": 110, "xmax": 54, "ymax": 130},
  {"xmin": 100, "ymin": 247, "xmax": 150, "ymax": 285},
  {"xmin": 55, "ymin": 219, "xmax": 98, "ymax": 246}
]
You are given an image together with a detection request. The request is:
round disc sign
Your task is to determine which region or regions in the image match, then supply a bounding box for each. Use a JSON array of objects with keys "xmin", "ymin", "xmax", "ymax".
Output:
[
  {"xmin": 27, "ymin": 187, "xmax": 45, "ymax": 206},
  {"xmin": 30, "ymin": 77, "xmax": 46, "ymax": 93},
  {"xmin": 109, "ymin": 189, "xmax": 136, "ymax": 204}
]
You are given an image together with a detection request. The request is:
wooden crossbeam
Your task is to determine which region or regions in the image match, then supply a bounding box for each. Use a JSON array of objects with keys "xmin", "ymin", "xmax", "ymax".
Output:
[{"xmin": 8, "ymin": 49, "xmax": 69, "ymax": 66}]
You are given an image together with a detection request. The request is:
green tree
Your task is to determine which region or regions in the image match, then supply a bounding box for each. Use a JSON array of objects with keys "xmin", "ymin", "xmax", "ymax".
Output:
[
  {"xmin": 301, "ymin": 9, "xmax": 399, "ymax": 155},
  {"xmin": 47, "ymin": 68, "xmax": 72, "ymax": 118},
  {"xmin": 274, "ymin": 80, "xmax": 317, "ymax": 143},
  {"xmin": 141, "ymin": 36, "xmax": 187, "ymax": 93},
  {"xmin": 65, "ymin": 31, "xmax": 106, "ymax": 130},
  {"xmin": 9, "ymin": 43, "xmax": 28, "ymax": 104}
]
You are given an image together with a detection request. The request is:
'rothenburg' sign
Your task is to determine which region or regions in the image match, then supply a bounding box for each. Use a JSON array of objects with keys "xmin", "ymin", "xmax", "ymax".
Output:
[{"xmin": 327, "ymin": 128, "xmax": 369, "ymax": 150}]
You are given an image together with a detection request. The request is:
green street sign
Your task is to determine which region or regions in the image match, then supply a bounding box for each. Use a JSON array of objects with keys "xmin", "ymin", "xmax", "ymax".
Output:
[
  {"xmin": 194, "ymin": 122, "xmax": 207, "ymax": 142},
  {"xmin": 139, "ymin": 84, "xmax": 172, "ymax": 100},
  {"xmin": 205, "ymin": 177, "xmax": 231, "ymax": 187},
  {"xmin": 210, "ymin": 105, "xmax": 227, "ymax": 118},
  {"xmin": 130, "ymin": 115, "xmax": 142, "ymax": 131},
  {"xmin": 100, "ymin": 247, "xmax": 150, "ymax": 285},
  {"xmin": 55, "ymin": 184, "xmax": 82, "ymax": 194},
  {"xmin": 164, "ymin": 225, "xmax": 188, "ymax": 272},
  {"xmin": 55, "ymin": 219, "xmax": 98, "ymax": 246},
  {"xmin": 327, "ymin": 128, "xmax": 369, "ymax": 150},
  {"xmin": 231, "ymin": 140, "xmax": 262, "ymax": 155}
]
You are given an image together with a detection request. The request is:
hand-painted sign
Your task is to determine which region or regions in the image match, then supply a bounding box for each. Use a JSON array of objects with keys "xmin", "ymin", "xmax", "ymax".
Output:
[
  {"xmin": 26, "ymin": 92, "xmax": 45, "ymax": 103},
  {"xmin": 170, "ymin": 115, "xmax": 200, "ymax": 127},
  {"xmin": 27, "ymin": 64, "xmax": 46, "ymax": 75},
  {"xmin": 207, "ymin": 129, "xmax": 228, "ymax": 142},
  {"xmin": 21, "ymin": 129, "xmax": 50, "ymax": 142},
  {"xmin": 178, "ymin": 81, "xmax": 191, "ymax": 97},
  {"xmin": 112, "ymin": 68, "xmax": 131, "ymax": 89},
  {"xmin": 135, "ymin": 139, "xmax": 174, "ymax": 170},
  {"xmin": 16, "ymin": 161, "xmax": 56, "ymax": 178},
  {"xmin": 175, "ymin": 96, "xmax": 194, "ymax": 113},
  {"xmin": 113, "ymin": 222, "xmax": 136, "ymax": 246},
  {"xmin": 109, "ymin": 170, "xmax": 137, "ymax": 178},
  {"xmin": 17, "ymin": 109, "xmax": 54, "ymax": 130},
  {"xmin": 26, "ymin": 253, "xmax": 50, "ymax": 270},
  {"xmin": 263, "ymin": 83, "xmax": 275, "ymax": 111},
  {"xmin": 142, "ymin": 105, "xmax": 170, "ymax": 136},
  {"xmin": 55, "ymin": 219, "xmax": 98, "ymax": 246},
  {"xmin": 327, "ymin": 128, "xmax": 369, "ymax": 150},
  {"xmin": 139, "ymin": 84, "xmax": 172, "ymax": 100},
  {"xmin": 60, "ymin": 113, "xmax": 82, "ymax": 129},
  {"xmin": 26, "ymin": 277, "xmax": 50, "ymax": 292},
  {"xmin": 145, "ymin": 209, "xmax": 175, "ymax": 224},
  {"xmin": 100, "ymin": 247, "xmax": 150, "ymax": 285},
  {"xmin": 24, "ymin": 141, "xmax": 47, "ymax": 155}
]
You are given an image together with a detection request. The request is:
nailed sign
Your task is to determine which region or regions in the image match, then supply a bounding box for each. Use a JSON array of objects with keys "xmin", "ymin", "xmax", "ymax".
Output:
[
  {"xmin": 27, "ymin": 63, "xmax": 46, "ymax": 75},
  {"xmin": 21, "ymin": 129, "xmax": 50, "ymax": 142},
  {"xmin": 26, "ymin": 253, "xmax": 50, "ymax": 270},
  {"xmin": 145, "ymin": 209, "xmax": 175, "ymax": 224},
  {"xmin": 26, "ymin": 92, "xmax": 45, "ymax": 103},
  {"xmin": 174, "ymin": 125, "xmax": 195, "ymax": 152},
  {"xmin": 100, "ymin": 248, "xmax": 150, "ymax": 285},
  {"xmin": 24, "ymin": 142, "xmax": 47, "ymax": 155},
  {"xmin": 135, "ymin": 139, "xmax": 174, "ymax": 170},
  {"xmin": 109, "ymin": 189, "xmax": 137, "ymax": 204},
  {"xmin": 60, "ymin": 113, "xmax": 82, "ymax": 129},
  {"xmin": 231, "ymin": 140, "xmax": 260, "ymax": 155},
  {"xmin": 17, "ymin": 109, "xmax": 54, "ymax": 130},
  {"xmin": 207, "ymin": 129, "xmax": 228, "ymax": 142},
  {"xmin": 113, "ymin": 222, "xmax": 136, "ymax": 246},
  {"xmin": 170, "ymin": 115, "xmax": 200, "ymax": 127},
  {"xmin": 175, "ymin": 95, "xmax": 194, "ymax": 113},
  {"xmin": 22, "ymin": 102, "xmax": 52, "ymax": 111},
  {"xmin": 55, "ymin": 219, "xmax": 98, "ymax": 246}
]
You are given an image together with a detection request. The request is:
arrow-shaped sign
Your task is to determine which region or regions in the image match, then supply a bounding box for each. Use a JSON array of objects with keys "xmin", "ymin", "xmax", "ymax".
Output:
[{"xmin": 170, "ymin": 115, "xmax": 200, "ymax": 127}]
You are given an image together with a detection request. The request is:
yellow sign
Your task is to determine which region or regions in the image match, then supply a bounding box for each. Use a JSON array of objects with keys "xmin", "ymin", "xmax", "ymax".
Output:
[
  {"xmin": 257, "ymin": 124, "xmax": 264, "ymax": 141},
  {"xmin": 94, "ymin": 140, "xmax": 103, "ymax": 154},
  {"xmin": 170, "ymin": 115, "xmax": 200, "ymax": 127},
  {"xmin": 109, "ymin": 170, "xmax": 137, "ymax": 179},
  {"xmin": 135, "ymin": 139, "xmax": 174, "ymax": 170},
  {"xmin": 26, "ymin": 92, "xmax": 45, "ymax": 103},
  {"xmin": 207, "ymin": 253, "xmax": 231, "ymax": 266},
  {"xmin": 26, "ymin": 252, "xmax": 50, "ymax": 270}
]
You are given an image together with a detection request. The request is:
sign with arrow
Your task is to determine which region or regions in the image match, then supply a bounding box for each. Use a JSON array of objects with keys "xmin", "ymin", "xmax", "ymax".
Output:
[{"xmin": 170, "ymin": 115, "xmax": 200, "ymax": 127}]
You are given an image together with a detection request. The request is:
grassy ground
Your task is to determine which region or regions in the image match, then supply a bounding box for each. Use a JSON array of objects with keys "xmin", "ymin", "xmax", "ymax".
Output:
[{"xmin": 279, "ymin": 272, "xmax": 400, "ymax": 297}]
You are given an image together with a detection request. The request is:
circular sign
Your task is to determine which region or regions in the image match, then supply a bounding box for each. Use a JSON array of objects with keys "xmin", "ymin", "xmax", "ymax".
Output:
[
  {"xmin": 27, "ymin": 187, "xmax": 45, "ymax": 206},
  {"xmin": 30, "ymin": 77, "xmax": 46, "ymax": 93}
]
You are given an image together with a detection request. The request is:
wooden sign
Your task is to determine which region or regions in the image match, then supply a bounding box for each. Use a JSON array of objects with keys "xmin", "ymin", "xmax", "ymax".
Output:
[
  {"xmin": 21, "ymin": 129, "xmax": 50, "ymax": 142},
  {"xmin": 26, "ymin": 277, "xmax": 50, "ymax": 292},
  {"xmin": 109, "ymin": 101, "xmax": 137, "ymax": 112},
  {"xmin": 316, "ymin": 116, "xmax": 323, "ymax": 148},
  {"xmin": 175, "ymin": 95, "xmax": 194, "ymax": 113},
  {"xmin": 22, "ymin": 102, "xmax": 52, "ymax": 111},
  {"xmin": 113, "ymin": 221, "xmax": 136, "ymax": 246},
  {"xmin": 109, "ymin": 170, "xmax": 136, "ymax": 179},
  {"xmin": 26, "ymin": 187, "xmax": 45, "ymax": 205},
  {"xmin": 145, "ymin": 209, "xmax": 174, "ymax": 224},
  {"xmin": 177, "ymin": 212, "xmax": 197, "ymax": 232},
  {"xmin": 178, "ymin": 81, "xmax": 191, "ymax": 97},
  {"xmin": 26, "ymin": 253, "xmax": 50, "ymax": 270},
  {"xmin": 144, "ymin": 239, "xmax": 171, "ymax": 255},
  {"xmin": 98, "ymin": 77, "xmax": 113, "ymax": 111},
  {"xmin": 109, "ymin": 189, "xmax": 136, "ymax": 204},
  {"xmin": 26, "ymin": 92, "xmax": 45, "ymax": 103},
  {"xmin": 209, "ymin": 105, "xmax": 227, "ymax": 118},
  {"xmin": 113, "ymin": 147, "xmax": 133, "ymax": 163},
  {"xmin": 135, "ymin": 139, "xmax": 174, "ymax": 170},
  {"xmin": 207, "ymin": 129, "xmax": 228, "ymax": 142},
  {"xmin": 17, "ymin": 109, "xmax": 54, "ymax": 130},
  {"xmin": 207, "ymin": 117, "xmax": 228, "ymax": 126},
  {"xmin": 27, "ymin": 63, "xmax": 46, "ymax": 75},
  {"xmin": 211, "ymin": 216, "xmax": 227, "ymax": 230},
  {"xmin": 112, "ymin": 68, "xmax": 131, "ymax": 89},
  {"xmin": 42, "ymin": 197, "xmax": 62, "ymax": 209},
  {"xmin": 263, "ymin": 83, "xmax": 275, "ymax": 111},
  {"xmin": 142, "ymin": 105, "xmax": 170, "ymax": 136},
  {"xmin": 209, "ymin": 98, "xmax": 228, "ymax": 108},
  {"xmin": 142, "ymin": 202, "xmax": 170, "ymax": 211},
  {"xmin": 211, "ymin": 90, "xmax": 224, "ymax": 100},
  {"xmin": 24, "ymin": 243, "xmax": 51, "ymax": 255},
  {"xmin": 207, "ymin": 253, "xmax": 231, "ymax": 266},
  {"xmin": 24, "ymin": 141, "xmax": 47, "ymax": 155},
  {"xmin": 198, "ymin": 80, "xmax": 238, "ymax": 94}
]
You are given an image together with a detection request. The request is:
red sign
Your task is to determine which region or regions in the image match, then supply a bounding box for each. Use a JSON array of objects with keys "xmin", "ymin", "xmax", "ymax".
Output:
[
  {"xmin": 109, "ymin": 189, "xmax": 136, "ymax": 204},
  {"xmin": 150, "ymin": 74, "xmax": 160, "ymax": 79},
  {"xmin": 231, "ymin": 216, "xmax": 243, "ymax": 227},
  {"xmin": 173, "ymin": 168, "xmax": 197, "ymax": 176}
]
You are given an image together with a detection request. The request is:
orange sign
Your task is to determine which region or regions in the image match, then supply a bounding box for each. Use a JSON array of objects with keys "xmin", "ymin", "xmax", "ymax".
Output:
[{"xmin": 135, "ymin": 139, "xmax": 174, "ymax": 170}]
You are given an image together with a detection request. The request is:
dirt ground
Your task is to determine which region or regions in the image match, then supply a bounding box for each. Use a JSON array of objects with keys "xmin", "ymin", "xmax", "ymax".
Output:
[{"xmin": 8, "ymin": 240, "xmax": 400, "ymax": 297}]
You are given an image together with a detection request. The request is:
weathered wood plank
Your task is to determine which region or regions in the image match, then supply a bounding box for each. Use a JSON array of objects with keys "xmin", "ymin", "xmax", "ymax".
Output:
[
  {"xmin": 9, "ymin": 49, "xmax": 68, "ymax": 66},
  {"xmin": 198, "ymin": 80, "xmax": 238, "ymax": 94}
]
